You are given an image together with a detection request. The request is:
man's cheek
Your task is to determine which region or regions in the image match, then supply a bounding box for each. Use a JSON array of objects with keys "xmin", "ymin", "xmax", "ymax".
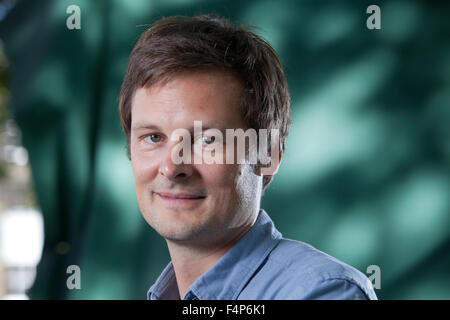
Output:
[
  {"xmin": 133, "ymin": 167, "xmax": 146, "ymax": 183},
  {"xmin": 197, "ymin": 164, "xmax": 219, "ymax": 183},
  {"xmin": 131, "ymin": 155, "xmax": 150, "ymax": 182}
]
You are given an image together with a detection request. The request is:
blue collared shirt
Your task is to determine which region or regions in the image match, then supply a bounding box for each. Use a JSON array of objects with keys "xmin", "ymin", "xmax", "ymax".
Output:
[{"xmin": 147, "ymin": 209, "xmax": 378, "ymax": 300}]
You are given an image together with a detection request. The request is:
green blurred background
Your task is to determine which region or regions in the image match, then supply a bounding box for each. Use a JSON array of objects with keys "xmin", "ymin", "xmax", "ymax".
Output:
[{"xmin": 0, "ymin": 0, "xmax": 449, "ymax": 299}]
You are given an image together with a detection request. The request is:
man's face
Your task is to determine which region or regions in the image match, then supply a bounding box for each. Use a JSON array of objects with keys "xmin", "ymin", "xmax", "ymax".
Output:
[{"xmin": 130, "ymin": 71, "xmax": 262, "ymax": 246}]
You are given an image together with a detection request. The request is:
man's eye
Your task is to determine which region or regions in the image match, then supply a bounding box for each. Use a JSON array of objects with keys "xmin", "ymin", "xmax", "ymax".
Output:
[
  {"xmin": 144, "ymin": 134, "xmax": 162, "ymax": 143},
  {"xmin": 201, "ymin": 135, "xmax": 216, "ymax": 145}
]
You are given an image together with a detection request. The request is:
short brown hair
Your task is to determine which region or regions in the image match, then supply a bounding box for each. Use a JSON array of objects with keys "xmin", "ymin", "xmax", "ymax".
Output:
[{"xmin": 119, "ymin": 14, "xmax": 291, "ymax": 192}]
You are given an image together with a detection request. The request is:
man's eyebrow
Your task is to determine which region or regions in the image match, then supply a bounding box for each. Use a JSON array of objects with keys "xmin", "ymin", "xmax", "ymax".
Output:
[
  {"xmin": 131, "ymin": 122, "xmax": 227, "ymax": 132},
  {"xmin": 131, "ymin": 123, "xmax": 162, "ymax": 131}
]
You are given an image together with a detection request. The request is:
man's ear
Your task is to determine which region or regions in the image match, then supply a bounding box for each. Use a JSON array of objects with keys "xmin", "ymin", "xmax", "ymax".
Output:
[{"xmin": 256, "ymin": 138, "xmax": 283, "ymax": 177}]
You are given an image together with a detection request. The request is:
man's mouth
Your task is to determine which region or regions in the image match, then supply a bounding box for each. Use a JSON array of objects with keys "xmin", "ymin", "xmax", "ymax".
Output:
[
  {"xmin": 155, "ymin": 192, "xmax": 207, "ymax": 206},
  {"xmin": 156, "ymin": 192, "xmax": 206, "ymax": 199}
]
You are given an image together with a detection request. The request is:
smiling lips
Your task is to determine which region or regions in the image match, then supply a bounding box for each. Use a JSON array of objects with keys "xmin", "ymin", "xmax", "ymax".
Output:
[{"xmin": 155, "ymin": 192, "xmax": 206, "ymax": 206}]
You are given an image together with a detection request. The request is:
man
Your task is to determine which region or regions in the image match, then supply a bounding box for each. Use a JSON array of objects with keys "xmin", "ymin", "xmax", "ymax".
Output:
[{"xmin": 119, "ymin": 14, "xmax": 377, "ymax": 300}]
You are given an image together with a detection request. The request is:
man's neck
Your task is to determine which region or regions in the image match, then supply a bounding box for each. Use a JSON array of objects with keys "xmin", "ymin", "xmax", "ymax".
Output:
[{"xmin": 166, "ymin": 220, "xmax": 256, "ymax": 299}]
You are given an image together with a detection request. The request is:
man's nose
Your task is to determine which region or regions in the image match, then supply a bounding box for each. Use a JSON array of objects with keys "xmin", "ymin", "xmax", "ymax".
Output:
[{"xmin": 158, "ymin": 143, "xmax": 194, "ymax": 181}]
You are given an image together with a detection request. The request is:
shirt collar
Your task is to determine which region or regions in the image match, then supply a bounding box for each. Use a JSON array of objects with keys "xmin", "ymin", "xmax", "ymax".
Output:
[
  {"xmin": 147, "ymin": 208, "xmax": 282, "ymax": 300},
  {"xmin": 147, "ymin": 261, "xmax": 179, "ymax": 300}
]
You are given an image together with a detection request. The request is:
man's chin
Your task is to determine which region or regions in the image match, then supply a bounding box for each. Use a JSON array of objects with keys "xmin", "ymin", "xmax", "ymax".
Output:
[
  {"xmin": 150, "ymin": 218, "xmax": 204, "ymax": 242},
  {"xmin": 158, "ymin": 229, "xmax": 207, "ymax": 244}
]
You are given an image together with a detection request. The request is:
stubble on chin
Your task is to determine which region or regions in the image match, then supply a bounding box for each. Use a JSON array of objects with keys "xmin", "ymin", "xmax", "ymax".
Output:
[{"xmin": 145, "ymin": 205, "xmax": 211, "ymax": 243}]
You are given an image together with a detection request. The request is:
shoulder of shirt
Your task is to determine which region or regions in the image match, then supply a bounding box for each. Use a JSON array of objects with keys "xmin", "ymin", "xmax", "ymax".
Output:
[{"xmin": 262, "ymin": 237, "xmax": 376, "ymax": 299}]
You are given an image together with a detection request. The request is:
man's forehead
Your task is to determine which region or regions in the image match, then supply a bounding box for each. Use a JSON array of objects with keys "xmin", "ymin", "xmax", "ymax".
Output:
[
  {"xmin": 130, "ymin": 71, "xmax": 247, "ymax": 130},
  {"xmin": 132, "ymin": 70, "xmax": 244, "ymax": 101}
]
